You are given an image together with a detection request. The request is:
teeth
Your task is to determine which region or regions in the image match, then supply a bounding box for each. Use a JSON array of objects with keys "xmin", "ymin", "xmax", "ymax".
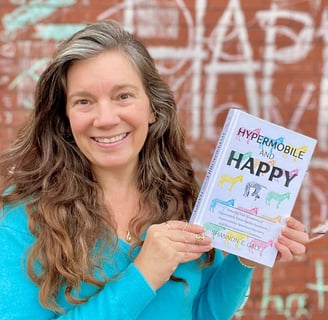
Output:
[{"xmin": 94, "ymin": 133, "xmax": 127, "ymax": 143}]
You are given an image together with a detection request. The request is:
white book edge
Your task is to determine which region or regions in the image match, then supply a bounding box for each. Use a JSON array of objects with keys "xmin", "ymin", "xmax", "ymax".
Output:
[{"xmin": 190, "ymin": 108, "xmax": 240, "ymax": 224}]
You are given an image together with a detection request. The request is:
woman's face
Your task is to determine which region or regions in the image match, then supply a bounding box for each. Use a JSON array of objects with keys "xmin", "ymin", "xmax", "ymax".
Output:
[{"xmin": 66, "ymin": 50, "xmax": 155, "ymax": 176}]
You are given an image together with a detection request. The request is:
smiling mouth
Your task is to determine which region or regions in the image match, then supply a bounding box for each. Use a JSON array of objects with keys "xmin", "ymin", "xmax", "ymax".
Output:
[{"xmin": 93, "ymin": 133, "xmax": 128, "ymax": 144}]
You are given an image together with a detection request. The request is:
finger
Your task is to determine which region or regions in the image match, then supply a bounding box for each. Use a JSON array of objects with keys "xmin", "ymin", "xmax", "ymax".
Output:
[
  {"xmin": 286, "ymin": 217, "xmax": 307, "ymax": 232},
  {"xmin": 165, "ymin": 222, "xmax": 172, "ymax": 230},
  {"xmin": 194, "ymin": 233, "xmax": 205, "ymax": 245},
  {"xmin": 152, "ymin": 223, "xmax": 211, "ymax": 248},
  {"xmin": 175, "ymin": 241, "xmax": 213, "ymax": 258},
  {"xmin": 182, "ymin": 221, "xmax": 189, "ymax": 231},
  {"xmin": 276, "ymin": 234, "xmax": 306, "ymax": 257},
  {"xmin": 275, "ymin": 240, "xmax": 294, "ymax": 262},
  {"xmin": 175, "ymin": 251, "xmax": 204, "ymax": 263},
  {"xmin": 173, "ymin": 231, "xmax": 212, "ymax": 247},
  {"xmin": 282, "ymin": 225, "xmax": 309, "ymax": 244},
  {"xmin": 156, "ymin": 222, "xmax": 212, "ymax": 250},
  {"xmin": 164, "ymin": 221, "xmax": 204, "ymax": 233}
]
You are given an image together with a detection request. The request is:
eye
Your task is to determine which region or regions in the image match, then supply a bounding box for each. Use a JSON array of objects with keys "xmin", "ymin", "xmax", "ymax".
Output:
[
  {"xmin": 119, "ymin": 92, "xmax": 133, "ymax": 100},
  {"xmin": 76, "ymin": 99, "xmax": 90, "ymax": 105}
]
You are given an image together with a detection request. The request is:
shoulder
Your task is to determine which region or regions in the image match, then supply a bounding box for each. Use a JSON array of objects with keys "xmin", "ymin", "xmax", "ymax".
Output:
[
  {"xmin": 0, "ymin": 200, "xmax": 35, "ymax": 264},
  {"xmin": 1, "ymin": 199, "xmax": 32, "ymax": 237}
]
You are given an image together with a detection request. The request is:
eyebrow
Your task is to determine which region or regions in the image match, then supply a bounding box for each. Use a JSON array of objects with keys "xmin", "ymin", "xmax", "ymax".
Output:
[
  {"xmin": 67, "ymin": 91, "xmax": 93, "ymax": 101},
  {"xmin": 67, "ymin": 84, "xmax": 140, "ymax": 100}
]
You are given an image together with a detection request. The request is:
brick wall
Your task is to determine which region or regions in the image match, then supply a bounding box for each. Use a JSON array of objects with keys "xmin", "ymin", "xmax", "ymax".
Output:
[{"xmin": 0, "ymin": 1, "xmax": 327, "ymax": 318}]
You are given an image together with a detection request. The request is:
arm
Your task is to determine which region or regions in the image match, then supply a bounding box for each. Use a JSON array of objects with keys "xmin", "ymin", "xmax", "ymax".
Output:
[
  {"xmin": 0, "ymin": 210, "xmax": 155, "ymax": 320},
  {"xmin": 193, "ymin": 251, "xmax": 254, "ymax": 320},
  {"xmin": 192, "ymin": 216, "xmax": 309, "ymax": 320},
  {"xmin": 56, "ymin": 263, "xmax": 155, "ymax": 320}
]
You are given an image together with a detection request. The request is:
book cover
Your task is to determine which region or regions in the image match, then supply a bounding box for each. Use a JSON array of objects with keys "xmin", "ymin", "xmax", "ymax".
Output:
[{"xmin": 190, "ymin": 108, "xmax": 317, "ymax": 267}]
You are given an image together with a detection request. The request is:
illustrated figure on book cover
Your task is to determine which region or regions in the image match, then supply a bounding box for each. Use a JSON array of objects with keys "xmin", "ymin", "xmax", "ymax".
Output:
[{"xmin": 190, "ymin": 109, "xmax": 316, "ymax": 267}]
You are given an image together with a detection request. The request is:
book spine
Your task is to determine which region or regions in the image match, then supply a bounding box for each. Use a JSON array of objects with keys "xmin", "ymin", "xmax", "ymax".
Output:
[{"xmin": 190, "ymin": 108, "xmax": 239, "ymax": 224}]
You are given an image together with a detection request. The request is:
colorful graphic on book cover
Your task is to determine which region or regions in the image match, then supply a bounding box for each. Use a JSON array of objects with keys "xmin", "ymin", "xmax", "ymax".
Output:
[{"xmin": 191, "ymin": 109, "xmax": 316, "ymax": 267}]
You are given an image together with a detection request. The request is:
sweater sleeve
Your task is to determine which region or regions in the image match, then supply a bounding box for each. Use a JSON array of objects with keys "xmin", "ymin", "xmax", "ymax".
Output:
[
  {"xmin": 192, "ymin": 251, "xmax": 254, "ymax": 320},
  {"xmin": 57, "ymin": 263, "xmax": 155, "ymax": 320},
  {"xmin": 0, "ymin": 221, "xmax": 155, "ymax": 320}
]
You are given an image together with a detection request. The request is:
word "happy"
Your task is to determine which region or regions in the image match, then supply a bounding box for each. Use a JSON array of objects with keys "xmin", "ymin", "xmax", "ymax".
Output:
[{"xmin": 227, "ymin": 150, "xmax": 298, "ymax": 187}]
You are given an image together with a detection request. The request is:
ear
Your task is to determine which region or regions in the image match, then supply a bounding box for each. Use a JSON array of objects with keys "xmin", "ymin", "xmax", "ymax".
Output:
[
  {"xmin": 148, "ymin": 111, "xmax": 156, "ymax": 124},
  {"xmin": 148, "ymin": 102, "xmax": 156, "ymax": 124}
]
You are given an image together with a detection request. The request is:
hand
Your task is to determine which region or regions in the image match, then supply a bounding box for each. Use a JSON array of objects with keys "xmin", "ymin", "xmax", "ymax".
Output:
[
  {"xmin": 275, "ymin": 216, "xmax": 309, "ymax": 262},
  {"xmin": 134, "ymin": 221, "xmax": 212, "ymax": 290}
]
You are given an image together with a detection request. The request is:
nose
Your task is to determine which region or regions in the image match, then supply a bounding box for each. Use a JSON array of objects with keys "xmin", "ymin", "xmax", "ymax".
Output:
[{"xmin": 93, "ymin": 100, "xmax": 120, "ymax": 127}]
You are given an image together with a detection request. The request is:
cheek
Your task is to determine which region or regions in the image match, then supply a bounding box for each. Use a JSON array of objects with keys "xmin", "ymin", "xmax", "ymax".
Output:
[{"xmin": 67, "ymin": 113, "xmax": 91, "ymax": 137}]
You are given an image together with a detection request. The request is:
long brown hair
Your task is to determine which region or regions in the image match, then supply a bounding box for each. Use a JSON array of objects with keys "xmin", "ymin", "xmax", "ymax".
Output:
[{"xmin": 0, "ymin": 20, "xmax": 214, "ymax": 312}]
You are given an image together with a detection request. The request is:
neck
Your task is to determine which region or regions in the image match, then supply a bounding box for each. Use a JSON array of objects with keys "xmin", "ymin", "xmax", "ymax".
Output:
[
  {"xmin": 93, "ymin": 162, "xmax": 138, "ymax": 192},
  {"xmin": 94, "ymin": 168, "xmax": 141, "ymax": 241},
  {"xmin": 104, "ymin": 186, "xmax": 141, "ymax": 242}
]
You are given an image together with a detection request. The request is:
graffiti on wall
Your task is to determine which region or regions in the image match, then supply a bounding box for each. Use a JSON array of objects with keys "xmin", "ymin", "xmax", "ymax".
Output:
[{"xmin": 1, "ymin": 0, "xmax": 328, "ymax": 318}]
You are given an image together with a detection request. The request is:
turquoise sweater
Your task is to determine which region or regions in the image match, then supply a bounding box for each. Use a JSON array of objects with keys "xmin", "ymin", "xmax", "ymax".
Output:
[{"xmin": 0, "ymin": 202, "xmax": 254, "ymax": 320}]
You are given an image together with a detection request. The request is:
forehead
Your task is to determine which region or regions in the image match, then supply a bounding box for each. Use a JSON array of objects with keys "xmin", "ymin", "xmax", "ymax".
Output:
[{"xmin": 66, "ymin": 50, "xmax": 143, "ymax": 90}]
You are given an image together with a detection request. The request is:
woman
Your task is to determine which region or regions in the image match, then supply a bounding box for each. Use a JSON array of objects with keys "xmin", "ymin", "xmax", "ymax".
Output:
[{"xmin": 0, "ymin": 20, "xmax": 308, "ymax": 319}]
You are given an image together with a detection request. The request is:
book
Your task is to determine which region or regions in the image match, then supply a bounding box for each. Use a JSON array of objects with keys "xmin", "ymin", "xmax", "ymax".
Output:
[{"xmin": 190, "ymin": 108, "xmax": 317, "ymax": 267}]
